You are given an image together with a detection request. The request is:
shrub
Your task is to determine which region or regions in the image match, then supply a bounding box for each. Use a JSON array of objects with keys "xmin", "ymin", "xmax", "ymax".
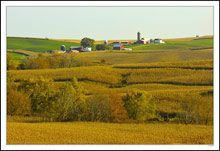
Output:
[{"xmin": 109, "ymin": 93, "xmax": 128, "ymax": 122}]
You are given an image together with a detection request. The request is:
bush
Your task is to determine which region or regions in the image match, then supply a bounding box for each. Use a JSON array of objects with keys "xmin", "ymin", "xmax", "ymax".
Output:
[{"xmin": 96, "ymin": 44, "xmax": 109, "ymax": 50}]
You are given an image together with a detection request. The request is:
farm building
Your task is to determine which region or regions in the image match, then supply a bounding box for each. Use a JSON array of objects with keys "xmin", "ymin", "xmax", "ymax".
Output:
[
  {"xmin": 70, "ymin": 50, "xmax": 79, "ymax": 53},
  {"xmin": 136, "ymin": 38, "xmax": 150, "ymax": 44},
  {"xmin": 104, "ymin": 40, "xmax": 108, "ymax": 44},
  {"xmin": 136, "ymin": 32, "xmax": 149, "ymax": 44},
  {"xmin": 70, "ymin": 46, "xmax": 84, "ymax": 51},
  {"xmin": 154, "ymin": 38, "xmax": 165, "ymax": 43},
  {"xmin": 121, "ymin": 48, "xmax": 132, "ymax": 51},
  {"xmin": 60, "ymin": 45, "xmax": 66, "ymax": 51},
  {"xmin": 113, "ymin": 44, "xmax": 124, "ymax": 50},
  {"xmin": 113, "ymin": 41, "xmax": 121, "ymax": 44},
  {"xmin": 121, "ymin": 41, "xmax": 131, "ymax": 44},
  {"xmin": 83, "ymin": 47, "xmax": 92, "ymax": 52}
]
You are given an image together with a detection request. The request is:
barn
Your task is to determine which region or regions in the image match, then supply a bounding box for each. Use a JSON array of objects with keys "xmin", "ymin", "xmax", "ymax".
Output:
[
  {"xmin": 113, "ymin": 44, "xmax": 124, "ymax": 50},
  {"xmin": 121, "ymin": 41, "xmax": 131, "ymax": 44},
  {"xmin": 70, "ymin": 46, "xmax": 84, "ymax": 51},
  {"xmin": 113, "ymin": 41, "xmax": 121, "ymax": 44}
]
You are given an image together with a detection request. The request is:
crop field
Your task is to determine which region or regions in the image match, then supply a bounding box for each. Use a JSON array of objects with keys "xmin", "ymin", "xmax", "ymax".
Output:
[
  {"xmin": 7, "ymin": 121, "xmax": 213, "ymax": 144},
  {"xmin": 7, "ymin": 36, "xmax": 214, "ymax": 144}
]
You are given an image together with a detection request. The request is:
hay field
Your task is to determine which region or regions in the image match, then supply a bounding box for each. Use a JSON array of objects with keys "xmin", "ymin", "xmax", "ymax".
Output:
[{"xmin": 7, "ymin": 122, "xmax": 213, "ymax": 144}]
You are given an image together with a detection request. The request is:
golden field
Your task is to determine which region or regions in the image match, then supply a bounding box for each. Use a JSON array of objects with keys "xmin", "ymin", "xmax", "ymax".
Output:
[
  {"xmin": 6, "ymin": 36, "xmax": 214, "ymax": 145},
  {"xmin": 7, "ymin": 121, "xmax": 213, "ymax": 144}
]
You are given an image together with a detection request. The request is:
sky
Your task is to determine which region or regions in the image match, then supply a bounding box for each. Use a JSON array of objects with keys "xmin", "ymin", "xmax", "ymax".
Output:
[{"xmin": 7, "ymin": 7, "xmax": 213, "ymax": 40}]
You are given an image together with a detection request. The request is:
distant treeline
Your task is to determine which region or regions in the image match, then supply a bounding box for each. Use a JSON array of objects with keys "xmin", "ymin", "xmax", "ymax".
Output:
[{"xmin": 7, "ymin": 53, "xmax": 95, "ymax": 70}]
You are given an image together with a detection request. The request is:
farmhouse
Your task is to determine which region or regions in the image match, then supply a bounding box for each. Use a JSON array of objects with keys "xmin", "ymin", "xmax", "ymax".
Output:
[
  {"xmin": 70, "ymin": 46, "xmax": 84, "ymax": 51},
  {"xmin": 154, "ymin": 38, "xmax": 165, "ymax": 43},
  {"xmin": 113, "ymin": 44, "xmax": 124, "ymax": 50}
]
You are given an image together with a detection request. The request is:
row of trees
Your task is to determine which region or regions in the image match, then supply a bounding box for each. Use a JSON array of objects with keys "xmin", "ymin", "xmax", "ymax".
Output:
[
  {"xmin": 7, "ymin": 75, "xmax": 213, "ymax": 124},
  {"xmin": 7, "ymin": 53, "xmax": 93, "ymax": 70},
  {"xmin": 7, "ymin": 76, "xmax": 157, "ymax": 122}
]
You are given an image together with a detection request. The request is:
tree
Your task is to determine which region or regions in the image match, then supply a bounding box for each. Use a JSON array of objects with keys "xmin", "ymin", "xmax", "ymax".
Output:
[
  {"xmin": 18, "ymin": 77, "xmax": 58, "ymax": 118},
  {"xmin": 122, "ymin": 89, "xmax": 156, "ymax": 121},
  {"xmin": 86, "ymin": 94, "xmax": 111, "ymax": 122},
  {"xmin": 56, "ymin": 77, "xmax": 87, "ymax": 121},
  {"xmin": 109, "ymin": 92, "xmax": 128, "ymax": 122},
  {"xmin": 7, "ymin": 54, "xmax": 18, "ymax": 70},
  {"xmin": 179, "ymin": 93, "xmax": 213, "ymax": 125},
  {"xmin": 7, "ymin": 73, "xmax": 31, "ymax": 116},
  {"xmin": 96, "ymin": 44, "xmax": 109, "ymax": 50},
  {"xmin": 81, "ymin": 37, "xmax": 95, "ymax": 48},
  {"xmin": 7, "ymin": 89, "xmax": 31, "ymax": 116}
]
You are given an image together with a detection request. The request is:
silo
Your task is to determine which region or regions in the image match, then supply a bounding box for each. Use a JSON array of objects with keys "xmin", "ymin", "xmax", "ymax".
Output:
[
  {"xmin": 104, "ymin": 40, "xmax": 108, "ymax": 44},
  {"xmin": 60, "ymin": 45, "xmax": 66, "ymax": 51},
  {"xmin": 137, "ymin": 32, "xmax": 141, "ymax": 41}
]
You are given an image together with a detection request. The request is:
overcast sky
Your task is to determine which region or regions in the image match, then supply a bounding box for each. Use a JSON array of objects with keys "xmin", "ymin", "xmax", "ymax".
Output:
[{"xmin": 7, "ymin": 7, "xmax": 213, "ymax": 40}]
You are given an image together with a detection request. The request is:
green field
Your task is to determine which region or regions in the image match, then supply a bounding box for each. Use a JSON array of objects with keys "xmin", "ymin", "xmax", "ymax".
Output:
[
  {"xmin": 7, "ymin": 37, "xmax": 80, "ymax": 53},
  {"xmin": 7, "ymin": 52, "xmax": 27, "ymax": 60}
]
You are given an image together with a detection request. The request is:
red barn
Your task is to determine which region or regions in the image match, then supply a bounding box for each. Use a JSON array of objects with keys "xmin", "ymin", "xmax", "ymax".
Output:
[
  {"xmin": 70, "ymin": 46, "xmax": 84, "ymax": 51},
  {"xmin": 113, "ymin": 44, "xmax": 124, "ymax": 50}
]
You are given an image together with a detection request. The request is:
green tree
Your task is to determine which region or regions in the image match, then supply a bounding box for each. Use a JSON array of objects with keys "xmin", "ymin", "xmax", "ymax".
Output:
[
  {"xmin": 7, "ymin": 73, "xmax": 31, "ymax": 116},
  {"xmin": 81, "ymin": 37, "xmax": 95, "ymax": 48},
  {"xmin": 18, "ymin": 77, "xmax": 58, "ymax": 118},
  {"xmin": 96, "ymin": 44, "xmax": 109, "ymax": 50},
  {"xmin": 57, "ymin": 77, "xmax": 87, "ymax": 121},
  {"xmin": 122, "ymin": 89, "xmax": 156, "ymax": 121}
]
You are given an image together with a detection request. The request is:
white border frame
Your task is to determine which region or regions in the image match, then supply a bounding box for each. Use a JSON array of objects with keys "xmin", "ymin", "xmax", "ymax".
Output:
[{"xmin": 1, "ymin": 1, "xmax": 219, "ymax": 150}]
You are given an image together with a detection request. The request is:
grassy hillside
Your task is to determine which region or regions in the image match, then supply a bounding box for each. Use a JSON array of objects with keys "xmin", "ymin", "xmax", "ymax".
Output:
[
  {"xmin": 7, "ymin": 37, "xmax": 80, "ymax": 53},
  {"xmin": 7, "ymin": 52, "xmax": 27, "ymax": 60}
]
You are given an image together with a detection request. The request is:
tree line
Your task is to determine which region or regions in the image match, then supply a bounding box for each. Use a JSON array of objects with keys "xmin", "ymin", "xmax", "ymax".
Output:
[{"xmin": 7, "ymin": 75, "xmax": 213, "ymax": 124}]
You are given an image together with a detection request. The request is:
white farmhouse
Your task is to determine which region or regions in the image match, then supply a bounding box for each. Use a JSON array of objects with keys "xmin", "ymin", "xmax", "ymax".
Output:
[
  {"xmin": 83, "ymin": 47, "xmax": 92, "ymax": 52},
  {"xmin": 154, "ymin": 38, "xmax": 165, "ymax": 44}
]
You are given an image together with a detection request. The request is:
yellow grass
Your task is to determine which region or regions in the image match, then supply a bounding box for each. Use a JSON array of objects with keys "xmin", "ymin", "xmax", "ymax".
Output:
[{"xmin": 7, "ymin": 121, "xmax": 213, "ymax": 144}]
